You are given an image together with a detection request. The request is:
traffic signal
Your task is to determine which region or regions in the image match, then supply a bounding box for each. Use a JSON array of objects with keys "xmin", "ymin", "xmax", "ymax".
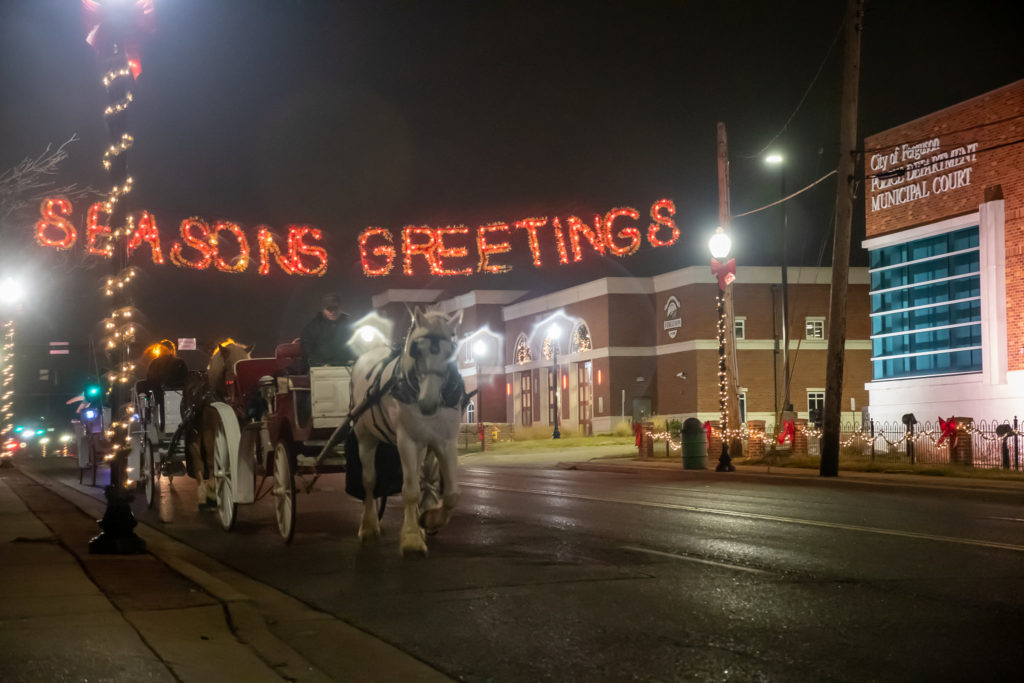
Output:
[
  {"xmin": 13, "ymin": 425, "xmax": 24, "ymax": 434},
  {"xmin": 85, "ymin": 381, "xmax": 102, "ymax": 401}
]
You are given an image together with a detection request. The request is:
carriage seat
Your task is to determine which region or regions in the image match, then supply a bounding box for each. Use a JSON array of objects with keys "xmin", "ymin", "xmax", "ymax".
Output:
[{"xmin": 275, "ymin": 341, "xmax": 308, "ymax": 377}]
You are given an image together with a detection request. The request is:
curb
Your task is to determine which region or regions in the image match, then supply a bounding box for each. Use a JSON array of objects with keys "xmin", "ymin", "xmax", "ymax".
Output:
[
  {"xmin": 559, "ymin": 459, "xmax": 1024, "ymax": 496},
  {"xmin": 17, "ymin": 464, "xmax": 333, "ymax": 682}
]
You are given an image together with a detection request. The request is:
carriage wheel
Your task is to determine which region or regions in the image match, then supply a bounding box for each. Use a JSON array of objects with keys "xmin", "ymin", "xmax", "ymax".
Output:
[
  {"xmin": 143, "ymin": 437, "xmax": 156, "ymax": 508},
  {"xmin": 213, "ymin": 414, "xmax": 237, "ymax": 532},
  {"xmin": 273, "ymin": 441, "xmax": 296, "ymax": 543}
]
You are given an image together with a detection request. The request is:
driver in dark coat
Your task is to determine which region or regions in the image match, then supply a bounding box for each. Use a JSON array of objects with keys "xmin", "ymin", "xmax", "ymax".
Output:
[{"xmin": 300, "ymin": 293, "xmax": 354, "ymax": 368}]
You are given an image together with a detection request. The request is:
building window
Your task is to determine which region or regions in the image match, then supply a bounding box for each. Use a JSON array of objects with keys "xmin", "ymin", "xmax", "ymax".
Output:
[
  {"xmin": 465, "ymin": 400, "xmax": 475, "ymax": 424},
  {"xmin": 738, "ymin": 390, "xmax": 747, "ymax": 423},
  {"xmin": 514, "ymin": 334, "xmax": 533, "ymax": 365},
  {"xmin": 571, "ymin": 322, "xmax": 592, "ymax": 352},
  {"xmin": 868, "ymin": 226, "xmax": 981, "ymax": 380},
  {"xmin": 521, "ymin": 372, "xmax": 533, "ymax": 426},
  {"xmin": 807, "ymin": 390, "xmax": 825, "ymax": 414},
  {"xmin": 805, "ymin": 317, "xmax": 825, "ymax": 339},
  {"xmin": 734, "ymin": 317, "xmax": 746, "ymax": 340}
]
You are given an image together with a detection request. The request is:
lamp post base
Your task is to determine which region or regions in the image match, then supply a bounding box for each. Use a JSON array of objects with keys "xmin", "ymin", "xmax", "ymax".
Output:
[
  {"xmin": 715, "ymin": 443, "xmax": 735, "ymax": 472},
  {"xmin": 89, "ymin": 485, "xmax": 146, "ymax": 555},
  {"xmin": 552, "ymin": 427, "xmax": 561, "ymax": 439}
]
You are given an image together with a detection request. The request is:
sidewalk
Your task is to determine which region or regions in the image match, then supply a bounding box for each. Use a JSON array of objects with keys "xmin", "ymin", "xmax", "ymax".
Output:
[
  {"xmin": 555, "ymin": 454, "xmax": 1024, "ymax": 495},
  {"xmin": 1, "ymin": 463, "xmax": 451, "ymax": 683}
]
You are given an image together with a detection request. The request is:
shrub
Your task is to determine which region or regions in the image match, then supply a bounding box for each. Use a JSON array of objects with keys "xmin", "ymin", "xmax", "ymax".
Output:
[{"xmin": 611, "ymin": 420, "xmax": 633, "ymax": 437}]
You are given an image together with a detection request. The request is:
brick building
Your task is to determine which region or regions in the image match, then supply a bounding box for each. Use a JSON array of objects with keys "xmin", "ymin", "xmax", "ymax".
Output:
[
  {"xmin": 862, "ymin": 79, "xmax": 1024, "ymax": 423},
  {"xmin": 372, "ymin": 264, "xmax": 870, "ymax": 435}
]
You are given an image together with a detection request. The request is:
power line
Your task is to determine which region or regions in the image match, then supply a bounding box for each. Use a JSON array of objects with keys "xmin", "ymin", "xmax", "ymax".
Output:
[
  {"xmin": 738, "ymin": 15, "xmax": 845, "ymax": 160},
  {"xmin": 733, "ymin": 169, "xmax": 838, "ymax": 218}
]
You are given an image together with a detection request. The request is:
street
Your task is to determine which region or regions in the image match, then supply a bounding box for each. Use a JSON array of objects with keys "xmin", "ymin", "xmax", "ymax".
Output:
[{"xmin": 20, "ymin": 456, "xmax": 1024, "ymax": 682}]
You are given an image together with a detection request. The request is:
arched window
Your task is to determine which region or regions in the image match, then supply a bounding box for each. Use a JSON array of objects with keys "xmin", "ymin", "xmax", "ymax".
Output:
[
  {"xmin": 465, "ymin": 399, "xmax": 476, "ymax": 423},
  {"xmin": 514, "ymin": 333, "xmax": 534, "ymax": 364},
  {"xmin": 571, "ymin": 322, "xmax": 592, "ymax": 352}
]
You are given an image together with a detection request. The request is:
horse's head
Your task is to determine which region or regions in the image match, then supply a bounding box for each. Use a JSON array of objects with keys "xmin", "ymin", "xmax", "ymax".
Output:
[
  {"xmin": 207, "ymin": 340, "xmax": 253, "ymax": 397},
  {"xmin": 403, "ymin": 308, "xmax": 461, "ymax": 416}
]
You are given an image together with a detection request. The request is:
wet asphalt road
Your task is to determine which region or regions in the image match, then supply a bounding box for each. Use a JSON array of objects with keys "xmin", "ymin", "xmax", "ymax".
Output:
[{"xmin": 34, "ymin": 458, "xmax": 1024, "ymax": 681}]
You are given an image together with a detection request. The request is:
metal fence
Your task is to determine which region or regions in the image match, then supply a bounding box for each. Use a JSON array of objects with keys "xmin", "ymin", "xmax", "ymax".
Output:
[{"xmin": 776, "ymin": 418, "xmax": 1024, "ymax": 470}]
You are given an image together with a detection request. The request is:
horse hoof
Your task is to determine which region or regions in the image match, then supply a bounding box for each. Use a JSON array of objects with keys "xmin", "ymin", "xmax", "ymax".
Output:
[
  {"xmin": 420, "ymin": 508, "xmax": 446, "ymax": 535},
  {"xmin": 400, "ymin": 539, "xmax": 428, "ymax": 558},
  {"xmin": 358, "ymin": 526, "xmax": 381, "ymax": 545}
]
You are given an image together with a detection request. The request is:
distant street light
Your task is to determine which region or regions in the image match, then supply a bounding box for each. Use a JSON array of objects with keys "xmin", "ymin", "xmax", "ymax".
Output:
[{"xmin": 765, "ymin": 152, "xmax": 792, "ymax": 417}]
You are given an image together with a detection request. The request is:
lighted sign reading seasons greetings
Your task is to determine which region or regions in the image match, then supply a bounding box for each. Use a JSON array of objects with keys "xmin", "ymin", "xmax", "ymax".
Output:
[{"xmin": 34, "ymin": 197, "xmax": 681, "ymax": 278}]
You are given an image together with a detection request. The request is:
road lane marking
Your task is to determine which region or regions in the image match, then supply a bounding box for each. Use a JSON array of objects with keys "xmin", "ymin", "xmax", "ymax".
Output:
[
  {"xmin": 986, "ymin": 516, "xmax": 1024, "ymax": 523},
  {"xmin": 620, "ymin": 545, "xmax": 773, "ymax": 574},
  {"xmin": 461, "ymin": 481, "xmax": 1024, "ymax": 553}
]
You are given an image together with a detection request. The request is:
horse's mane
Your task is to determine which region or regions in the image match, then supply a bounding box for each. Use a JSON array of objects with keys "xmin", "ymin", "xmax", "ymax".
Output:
[{"xmin": 207, "ymin": 340, "xmax": 252, "ymax": 397}]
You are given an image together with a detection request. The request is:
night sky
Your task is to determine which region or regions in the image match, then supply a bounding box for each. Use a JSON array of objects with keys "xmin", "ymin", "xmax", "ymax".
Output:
[{"xmin": 1, "ymin": 0, "xmax": 1022, "ymax": 362}]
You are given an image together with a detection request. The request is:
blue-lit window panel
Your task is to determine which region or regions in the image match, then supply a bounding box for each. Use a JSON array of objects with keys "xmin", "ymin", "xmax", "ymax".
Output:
[
  {"xmin": 870, "ymin": 251, "xmax": 980, "ymax": 291},
  {"xmin": 869, "ymin": 226, "xmax": 982, "ymax": 381},
  {"xmin": 871, "ymin": 299, "xmax": 980, "ymax": 336},
  {"xmin": 871, "ymin": 275, "xmax": 980, "ymax": 314},
  {"xmin": 872, "ymin": 323, "xmax": 980, "ymax": 357},
  {"xmin": 868, "ymin": 227, "xmax": 979, "ymax": 270},
  {"xmin": 873, "ymin": 348, "xmax": 982, "ymax": 380}
]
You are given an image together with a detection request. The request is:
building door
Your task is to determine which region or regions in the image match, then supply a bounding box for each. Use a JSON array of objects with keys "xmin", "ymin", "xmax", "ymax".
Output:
[
  {"xmin": 521, "ymin": 371, "xmax": 533, "ymax": 426},
  {"xmin": 577, "ymin": 362, "xmax": 592, "ymax": 435}
]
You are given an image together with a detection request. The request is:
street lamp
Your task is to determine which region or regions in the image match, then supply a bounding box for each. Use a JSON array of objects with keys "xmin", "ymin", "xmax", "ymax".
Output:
[
  {"xmin": 473, "ymin": 339, "xmax": 488, "ymax": 451},
  {"xmin": 709, "ymin": 227, "xmax": 736, "ymax": 472},
  {"xmin": 548, "ymin": 323, "xmax": 561, "ymax": 439},
  {"xmin": 765, "ymin": 152, "xmax": 792, "ymax": 416}
]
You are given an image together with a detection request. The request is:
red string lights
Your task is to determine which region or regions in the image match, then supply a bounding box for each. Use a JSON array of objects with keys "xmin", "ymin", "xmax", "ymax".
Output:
[
  {"xmin": 604, "ymin": 207, "xmax": 641, "ymax": 256},
  {"xmin": 566, "ymin": 215, "xmax": 606, "ymax": 262},
  {"xmin": 170, "ymin": 217, "xmax": 214, "ymax": 270},
  {"xmin": 256, "ymin": 226, "xmax": 296, "ymax": 275},
  {"xmin": 211, "ymin": 220, "xmax": 248, "ymax": 273},
  {"xmin": 36, "ymin": 196, "xmax": 683, "ymax": 279},
  {"xmin": 648, "ymin": 198, "xmax": 680, "ymax": 248},
  {"xmin": 35, "ymin": 198, "xmax": 76, "ymax": 250},
  {"xmin": 128, "ymin": 211, "xmax": 165, "ymax": 264},
  {"xmin": 477, "ymin": 222, "xmax": 513, "ymax": 274},
  {"xmin": 359, "ymin": 227, "xmax": 395, "ymax": 277},
  {"xmin": 434, "ymin": 226, "xmax": 474, "ymax": 276},
  {"xmin": 514, "ymin": 217, "xmax": 547, "ymax": 267}
]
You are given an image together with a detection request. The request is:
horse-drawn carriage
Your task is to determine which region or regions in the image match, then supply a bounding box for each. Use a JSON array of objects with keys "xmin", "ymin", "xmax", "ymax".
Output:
[
  {"xmin": 136, "ymin": 308, "xmax": 466, "ymax": 555},
  {"xmin": 131, "ymin": 380, "xmax": 189, "ymax": 507}
]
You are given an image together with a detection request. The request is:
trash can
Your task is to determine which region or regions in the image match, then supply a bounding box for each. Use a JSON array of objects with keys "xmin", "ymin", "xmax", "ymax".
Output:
[{"xmin": 681, "ymin": 417, "xmax": 707, "ymax": 470}]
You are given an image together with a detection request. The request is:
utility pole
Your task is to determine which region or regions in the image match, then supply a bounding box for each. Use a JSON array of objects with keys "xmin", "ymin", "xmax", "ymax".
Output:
[
  {"xmin": 716, "ymin": 123, "xmax": 743, "ymax": 458},
  {"xmin": 821, "ymin": 0, "xmax": 863, "ymax": 477}
]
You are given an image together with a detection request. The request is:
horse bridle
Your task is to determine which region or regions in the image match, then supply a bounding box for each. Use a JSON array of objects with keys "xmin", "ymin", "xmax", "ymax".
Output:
[{"xmin": 407, "ymin": 332, "xmax": 455, "ymax": 381}]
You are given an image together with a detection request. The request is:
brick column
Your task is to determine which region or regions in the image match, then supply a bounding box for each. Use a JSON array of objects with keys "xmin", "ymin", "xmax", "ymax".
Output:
[
  {"xmin": 951, "ymin": 417, "xmax": 974, "ymax": 466},
  {"xmin": 746, "ymin": 419, "xmax": 766, "ymax": 459},
  {"xmin": 708, "ymin": 420, "xmax": 723, "ymax": 460},
  {"xmin": 793, "ymin": 418, "xmax": 808, "ymax": 455}
]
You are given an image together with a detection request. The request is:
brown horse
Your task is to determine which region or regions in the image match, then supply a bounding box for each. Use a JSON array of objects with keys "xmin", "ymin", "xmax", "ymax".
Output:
[{"xmin": 182, "ymin": 341, "xmax": 252, "ymax": 508}]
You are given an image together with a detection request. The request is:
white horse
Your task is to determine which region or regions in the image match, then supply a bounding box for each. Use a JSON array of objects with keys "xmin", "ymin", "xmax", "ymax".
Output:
[{"xmin": 351, "ymin": 308, "xmax": 464, "ymax": 556}]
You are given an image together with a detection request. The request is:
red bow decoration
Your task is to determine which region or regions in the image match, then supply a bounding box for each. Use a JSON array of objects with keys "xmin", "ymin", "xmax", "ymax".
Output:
[
  {"xmin": 702, "ymin": 420, "xmax": 712, "ymax": 446},
  {"xmin": 777, "ymin": 419, "xmax": 795, "ymax": 445},
  {"xmin": 711, "ymin": 258, "xmax": 736, "ymax": 290},
  {"xmin": 82, "ymin": 0, "xmax": 156, "ymax": 78},
  {"xmin": 937, "ymin": 417, "xmax": 958, "ymax": 448},
  {"xmin": 633, "ymin": 421, "xmax": 644, "ymax": 447}
]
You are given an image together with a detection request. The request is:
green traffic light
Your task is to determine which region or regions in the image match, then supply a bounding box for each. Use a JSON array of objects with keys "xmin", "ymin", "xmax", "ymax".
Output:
[
  {"xmin": 35, "ymin": 429, "xmax": 45, "ymax": 436},
  {"xmin": 85, "ymin": 384, "xmax": 101, "ymax": 399},
  {"xmin": 13, "ymin": 425, "xmax": 24, "ymax": 434}
]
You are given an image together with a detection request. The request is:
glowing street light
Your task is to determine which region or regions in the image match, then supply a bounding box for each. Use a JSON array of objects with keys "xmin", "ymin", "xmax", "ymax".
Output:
[
  {"xmin": 765, "ymin": 153, "xmax": 784, "ymax": 165},
  {"xmin": 708, "ymin": 228, "xmax": 732, "ymax": 259}
]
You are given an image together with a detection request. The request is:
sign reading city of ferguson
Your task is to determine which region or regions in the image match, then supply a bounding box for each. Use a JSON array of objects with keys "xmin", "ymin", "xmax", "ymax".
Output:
[
  {"xmin": 867, "ymin": 137, "xmax": 979, "ymax": 213},
  {"xmin": 34, "ymin": 197, "xmax": 682, "ymax": 278}
]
